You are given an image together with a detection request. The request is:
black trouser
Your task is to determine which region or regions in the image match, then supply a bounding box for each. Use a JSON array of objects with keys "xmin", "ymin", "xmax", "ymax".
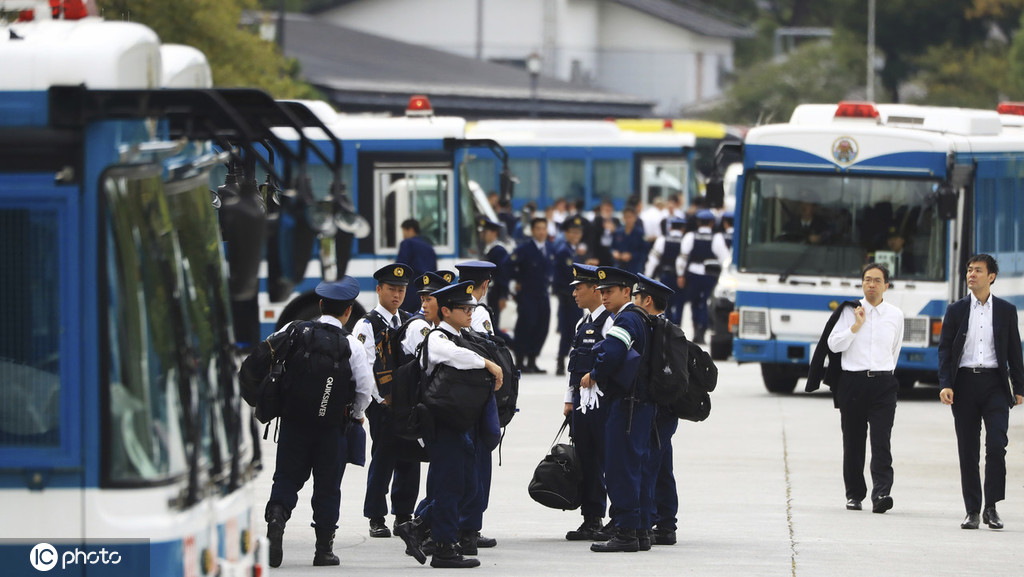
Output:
[
  {"xmin": 951, "ymin": 370, "xmax": 1010, "ymax": 514},
  {"xmin": 837, "ymin": 371, "xmax": 897, "ymax": 502}
]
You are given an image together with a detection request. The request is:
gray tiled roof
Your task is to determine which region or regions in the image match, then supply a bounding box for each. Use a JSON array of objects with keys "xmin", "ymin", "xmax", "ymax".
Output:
[{"xmin": 612, "ymin": 0, "xmax": 755, "ymax": 39}]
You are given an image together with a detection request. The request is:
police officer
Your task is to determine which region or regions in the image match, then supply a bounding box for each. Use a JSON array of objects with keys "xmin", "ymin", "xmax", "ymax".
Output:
[
  {"xmin": 456, "ymin": 260, "xmax": 499, "ymax": 337},
  {"xmin": 676, "ymin": 210, "xmax": 730, "ymax": 344},
  {"xmin": 581, "ymin": 267, "xmax": 655, "ymax": 553},
  {"xmin": 356, "ymin": 263, "xmax": 420, "ymax": 538},
  {"xmin": 408, "ymin": 281, "xmax": 504, "ymax": 569},
  {"xmin": 553, "ymin": 216, "xmax": 589, "ymax": 375},
  {"xmin": 645, "ymin": 217, "xmax": 687, "ymax": 326},
  {"xmin": 480, "ymin": 218, "xmax": 512, "ymax": 331},
  {"xmin": 563, "ymin": 263, "xmax": 616, "ymax": 541},
  {"xmin": 633, "ymin": 274, "xmax": 680, "ymax": 546},
  {"xmin": 510, "ymin": 216, "xmax": 555, "ymax": 373},
  {"xmin": 260, "ymin": 278, "xmax": 374, "ymax": 567},
  {"xmin": 402, "ymin": 272, "xmax": 449, "ymax": 355},
  {"xmin": 397, "ymin": 218, "xmax": 439, "ymax": 313}
]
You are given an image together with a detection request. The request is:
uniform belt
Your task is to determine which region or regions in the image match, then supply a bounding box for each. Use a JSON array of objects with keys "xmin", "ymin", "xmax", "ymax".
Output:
[
  {"xmin": 959, "ymin": 367, "xmax": 999, "ymax": 374},
  {"xmin": 844, "ymin": 369, "xmax": 893, "ymax": 378}
]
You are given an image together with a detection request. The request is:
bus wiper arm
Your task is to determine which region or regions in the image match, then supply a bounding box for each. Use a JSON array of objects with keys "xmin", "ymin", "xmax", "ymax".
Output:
[{"xmin": 778, "ymin": 244, "xmax": 815, "ymax": 283}]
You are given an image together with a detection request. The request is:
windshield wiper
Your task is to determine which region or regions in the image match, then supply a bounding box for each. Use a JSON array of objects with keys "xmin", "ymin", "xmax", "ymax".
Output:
[{"xmin": 778, "ymin": 244, "xmax": 815, "ymax": 283}]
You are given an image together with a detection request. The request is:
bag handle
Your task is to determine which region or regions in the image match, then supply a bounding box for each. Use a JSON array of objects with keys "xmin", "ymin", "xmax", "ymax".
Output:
[{"xmin": 550, "ymin": 414, "xmax": 571, "ymax": 448}]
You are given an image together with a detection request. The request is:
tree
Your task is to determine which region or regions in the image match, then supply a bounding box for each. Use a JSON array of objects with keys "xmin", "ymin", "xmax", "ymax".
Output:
[
  {"xmin": 96, "ymin": 0, "xmax": 319, "ymax": 99},
  {"xmin": 907, "ymin": 42, "xmax": 1010, "ymax": 107}
]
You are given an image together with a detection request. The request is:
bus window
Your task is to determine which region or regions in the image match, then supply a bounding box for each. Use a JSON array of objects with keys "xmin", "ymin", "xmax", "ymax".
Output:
[
  {"xmin": 375, "ymin": 168, "xmax": 453, "ymax": 253},
  {"xmin": 0, "ymin": 208, "xmax": 62, "ymax": 448},
  {"xmin": 465, "ymin": 157, "xmax": 496, "ymax": 195},
  {"xmin": 510, "ymin": 158, "xmax": 540, "ymax": 202},
  {"xmin": 103, "ymin": 172, "xmax": 189, "ymax": 484},
  {"xmin": 547, "ymin": 158, "xmax": 585, "ymax": 202},
  {"xmin": 594, "ymin": 159, "xmax": 631, "ymax": 203},
  {"xmin": 639, "ymin": 158, "xmax": 689, "ymax": 205}
]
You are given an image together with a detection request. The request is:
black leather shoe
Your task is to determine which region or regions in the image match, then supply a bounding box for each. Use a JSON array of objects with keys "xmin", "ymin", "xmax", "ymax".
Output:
[
  {"xmin": 591, "ymin": 529, "xmax": 639, "ymax": 553},
  {"xmin": 476, "ymin": 534, "xmax": 497, "ymax": 548},
  {"xmin": 983, "ymin": 506, "xmax": 1003, "ymax": 529},
  {"xmin": 653, "ymin": 529, "xmax": 676, "ymax": 546},
  {"xmin": 872, "ymin": 495, "xmax": 893, "ymax": 514},
  {"xmin": 421, "ymin": 537, "xmax": 437, "ymax": 556},
  {"xmin": 846, "ymin": 499, "xmax": 862, "ymax": 511},
  {"xmin": 594, "ymin": 520, "xmax": 614, "ymax": 541},
  {"xmin": 566, "ymin": 517, "xmax": 604, "ymax": 541},
  {"xmin": 265, "ymin": 504, "xmax": 287, "ymax": 568},
  {"xmin": 369, "ymin": 517, "xmax": 391, "ymax": 538},
  {"xmin": 393, "ymin": 514, "xmax": 412, "ymax": 535},
  {"xmin": 430, "ymin": 542, "xmax": 480, "ymax": 569},
  {"xmin": 457, "ymin": 531, "xmax": 478, "ymax": 556},
  {"xmin": 961, "ymin": 512, "xmax": 980, "ymax": 530},
  {"xmin": 312, "ymin": 528, "xmax": 340, "ymax": 566},
  {"xmin": 395, "ymin": 519, "xmax": 427, "ymax": 565},
  {"xmin": 637, "ymin": 530, "xmax": 652, "ymax": 551}
]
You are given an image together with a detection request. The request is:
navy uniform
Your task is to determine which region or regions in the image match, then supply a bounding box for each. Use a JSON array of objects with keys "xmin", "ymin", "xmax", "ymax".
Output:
[
  {"xmin": 586, "ymin": 267, "xmax": 655, "ymax": 553},
  {"xmin": 634, "ymin": 274, "xmax": 680, "ymax": 546},
  {"xmin": 397, "ymin": 221, "xmax": 439, "ymax": 313},
  {"xmin": 263, "ymin": 278, "xmax": 374, "ymax": 567},
  {"xmin": 510, "ymin": 217, "xmax": 555, "ymax": 373},
  {"xmin": 720, "ymin": 211, "xmax": 735, "ymax": 250},
  {"xmin": 356, "ymin": 264, "xmax": 421, "ymax": 538},
  {"xmin": 676, "ymin": 210, "xmax": 730, "ymax": 344},
  {"xmin": 554, "ymin": 216, "xmax": 589, "ymax": 375},
  {"xmin": 644, "ymin": 217, "xmax": 687, "ymax": 326},
  {"xmin": 480, "ymin": 218, "xmax": 512, "ymax": 330},
  {"xmin": 457, "ymin": 260, "xmax": 499, "ymax": 337},
  {"xmin": 564, "ymin": 264, "xmax": 616, "ymax": 541}
]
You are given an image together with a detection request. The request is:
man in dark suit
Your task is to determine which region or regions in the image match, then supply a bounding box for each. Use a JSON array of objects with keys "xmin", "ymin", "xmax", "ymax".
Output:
[
  {"xmin": 781, "ymin": 200, "xmax": 829, "ymax": 244},
  {"xmin": 938, "ymin": 254, "xmax": 1024, "ymax": 530},
  {"xmin": 397, "ymin": 219, "xmax": 438, "ymax": 313},
  {"xmin": 510, "ymin": 216, "xmax": 555, "ymax": 373}
]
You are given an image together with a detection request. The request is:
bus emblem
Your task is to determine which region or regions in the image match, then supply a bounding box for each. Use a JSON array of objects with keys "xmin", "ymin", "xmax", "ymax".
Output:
[{"xmin": 832, "ymin": 137, "xmax": 858, "ymax": 164}]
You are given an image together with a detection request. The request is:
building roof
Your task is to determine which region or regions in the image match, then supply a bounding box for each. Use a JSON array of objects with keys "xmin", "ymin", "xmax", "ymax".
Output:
[
  {"xmin": 280, "ymin": 14, "xmax": 654, "ymax": 118},
  {"xmin": 611, "ymin": 0, "xmax": 754, "ymax": 39}
]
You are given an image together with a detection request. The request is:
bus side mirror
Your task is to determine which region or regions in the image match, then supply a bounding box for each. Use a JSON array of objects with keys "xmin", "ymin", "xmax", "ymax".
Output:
[
  {"xmin": 936, "ymin": 183, "xmax": 957, "ymax": 220},
  {"xmin": 500, "ymin": 168, "xmax": 518, "ymax": 203},
  {"xmin": 705, "ymin": 176, "xmax": 724, "ymax": 208}
]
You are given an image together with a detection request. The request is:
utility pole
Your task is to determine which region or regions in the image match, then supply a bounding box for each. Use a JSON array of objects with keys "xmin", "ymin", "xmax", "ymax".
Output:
[
  {"xmin": 475, "ymin": 0, "xmax": 484, "ymax": 60},
  {"xmin": 866, "ymin": 0, "xmax": 875, "ymax": 101}
]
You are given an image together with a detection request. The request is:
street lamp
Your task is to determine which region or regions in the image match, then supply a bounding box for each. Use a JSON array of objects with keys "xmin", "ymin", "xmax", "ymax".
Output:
[{"xmin": 526, "ymin": 52, "xmax": 542, "ymax": 118}]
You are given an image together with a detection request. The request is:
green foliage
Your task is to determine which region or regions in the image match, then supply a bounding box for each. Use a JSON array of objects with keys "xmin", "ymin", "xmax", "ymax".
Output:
[
  {"xmin": 907, "ymin": 42, "xmax": 1010, "ymax": 108},
  {"xmin": 707, "ymin": 38, "xmax": 863, "ymax": 126},
  {"xmin": 96, "ymin": 0, "xmax": 320, "ymax": 99}
]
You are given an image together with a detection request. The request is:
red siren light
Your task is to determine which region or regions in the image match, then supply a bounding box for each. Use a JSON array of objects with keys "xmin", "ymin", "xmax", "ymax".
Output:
[
  {"xmin": 835, "ymin": 101, "xmax": 880, "ymax": 119},
  {"xmin": 662, "ymin": 118, "xmax": 673, "ymax": 130},
  {"xmin": 997, "ymin": 102, "xmax": 1024, "ymax": 116},
  {"xmin": 406, "ymin": 95, "xmax": 433, "ymax": 117},
  {"xmin": 50, "ymin": 0, "xmax": 90, "ymax": 20}
]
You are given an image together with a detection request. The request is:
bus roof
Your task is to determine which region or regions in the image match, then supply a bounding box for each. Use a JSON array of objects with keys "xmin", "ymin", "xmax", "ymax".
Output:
[
  {"xmin": 466, "ymin": 119, "xmax": 695, "ymax": 147},
  {"xmin": 0, "ymin": 18, "xmax": 160, "ymax": 90},
  {"xmin": 615, "ymin": 118, "xmax": 729, "ymax": 139},
  {"xmin": 788, "ymin": 102, "xmax": 1004, "ymax": 137},
  {"xmin": 273, "ymin": 115, "xmax": 466, "ymax": 142},
  {"xmin": 160, "ymin": 44, "xmax": 212, "ymax": 89}
]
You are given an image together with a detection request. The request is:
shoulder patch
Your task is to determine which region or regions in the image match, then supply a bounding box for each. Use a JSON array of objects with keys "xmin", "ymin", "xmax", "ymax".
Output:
[
  {"xmin": 483, "ymin": 320, "xmax": 492, "ymax": 333},
  {"xmin": 357, "ymin": 334, "xmax": 366, "ymax": 343},
  {"xmin": 437, "ymin": 332, "xmax": 449, "ymax": 340},
  {"xmin": 421, "ymin": 327, "xmax": 430, "ymax": 336}
]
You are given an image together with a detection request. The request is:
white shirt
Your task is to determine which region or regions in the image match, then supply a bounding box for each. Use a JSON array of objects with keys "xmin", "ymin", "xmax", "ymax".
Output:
[
  {"xmin": 644, "ymin": 230, "xmax": 684, "ymax": 277},
  {"xmin": 470, "ymin": 296, "xmax": 494, "ymax": 335},
  {"xmin": 401, "ymin": 317, "xmax": 433, "ymax": 357},
  {"xmin": 675, "ymin": 226, "xmax": 731, "ymax": 276},
  {"xmin": 422, "ymin": 322, "xmax": 487, "ymax": 373},
  {"xmin": 960, "ymin": 292, "xmax": 999, "ymax": 369},
  {"xmin": 355, "ymin": 303, "xmax": 404, "ymax": 402},
  {"xmin": 828, "ymin": 298, "xmax": 904, "ymax": 372},
  {"xmin": 564, "ymin": 304, "xmax": 615, "ymax": 403}
]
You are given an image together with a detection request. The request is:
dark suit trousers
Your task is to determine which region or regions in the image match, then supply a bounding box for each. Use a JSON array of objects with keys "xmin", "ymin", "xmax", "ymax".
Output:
[
  {"xmin": 837, "ymin": 372, "xmax": 897, "ymax": 502},
  {"xmin": 952, "ymin": 370, "xmax": 1010, "ymax": 513}
]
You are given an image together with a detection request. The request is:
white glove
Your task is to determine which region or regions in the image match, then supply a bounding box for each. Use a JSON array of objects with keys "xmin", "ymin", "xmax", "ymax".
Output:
[
  {"xmin": 578, "ymin": 387, "xmax": 592, "ymax": 414},
  {"xmin": 579, "ymin": 383, "xmax": 603, "ymax": 414}
]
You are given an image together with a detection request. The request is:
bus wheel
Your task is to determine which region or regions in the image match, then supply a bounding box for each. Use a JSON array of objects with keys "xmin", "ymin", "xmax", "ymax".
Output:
[{"xmin": 761, "ymin": 363, "xmax": 798, "ymax": 394}]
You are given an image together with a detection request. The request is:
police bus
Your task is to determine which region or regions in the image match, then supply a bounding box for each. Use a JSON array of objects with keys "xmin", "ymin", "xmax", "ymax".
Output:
[
  {"xmin": 729, "ymin": 101, "xmax": 1024, "ymax": 393},
  {"xmin": 0, "ymin": 10, "xmax": 282, "ymax": 576},
  {"xmin": 463, "ymin": 119, "xmax": 699, "ymax": 212},
  {"xmin": 242, "ymin": 96, "xmax": 513, "ymax": 341}
]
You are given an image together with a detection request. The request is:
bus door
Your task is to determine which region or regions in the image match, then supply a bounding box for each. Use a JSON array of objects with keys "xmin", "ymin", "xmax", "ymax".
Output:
[{"xmin": 635, "ymin": 153, "xmax": 692, "ymax": 205}]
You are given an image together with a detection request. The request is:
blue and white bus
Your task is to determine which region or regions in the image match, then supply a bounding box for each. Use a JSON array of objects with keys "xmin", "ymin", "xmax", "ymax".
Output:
[
  {"xmin": 0, "ymin": 13, "xmax": 267, "ymax": 577},
  {"xmin": 463, "ymin": 119, "xmax": 699, "ymax": 211},
  {"xmin": 730, "ymin": 101, "xmax": 1024, "ymax": 393}
]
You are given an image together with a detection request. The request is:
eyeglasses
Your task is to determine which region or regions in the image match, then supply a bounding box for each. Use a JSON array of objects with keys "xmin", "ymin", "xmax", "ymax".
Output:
[{"xmin": 454, "ymin": 305, "xmax": 476, "ymax": 314}]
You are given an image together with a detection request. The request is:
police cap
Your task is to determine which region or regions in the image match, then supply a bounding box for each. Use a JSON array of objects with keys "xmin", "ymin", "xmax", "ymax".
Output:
[
  {"xmin": 696, "ymin": 209, "xmax": 716, "ymax": 222},
  {"xmin": 455, "ymin": 260, "xmax": 496, "ymax": 284},
  {"xmin": 433, "ymin": 281, "xmax": 477, "ymax": 310},
  {"xmin": 415, "ymin": 272, "xmax": 449, "ymax": 294},
  {"xmin": 669, "ymin": 216, "xmax": 687, "ymax": 229},
  {"xmin": 435, "ymin": 269, "xmax": 457, "ymax": 284},
  {"xmin": 595, "ymin": 266, "xmax": 638, "ymax": 290},
  {"xmin": 635, "ymin": 273, "xmax": 674, "ymax": 301},
  {"xmin": 722, "ymin": 210, "xmax": 735, "ymax": 220},
  {"xmin": 560, "ymin": 215, "xmax": 585, "ymax": 231},
  {"xmin": 373, "ymin": 263, "xmax": 414, "ymax": 286},
  {"xmin": 570, "ymin": 263, "xmax": 599, "ymax": 286},
  {"xmin": 315, "ymin": 276, "xmax": 360, "ymax": 302},
  {"xmin": 479, "ymin": 217, "xmax": 503, "ymax": 232}
]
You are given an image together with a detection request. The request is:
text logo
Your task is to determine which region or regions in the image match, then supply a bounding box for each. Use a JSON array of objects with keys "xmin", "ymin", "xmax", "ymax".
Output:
[{"xmin": 29, "ymin": 543, "xmax": 57, "ymax": 572}]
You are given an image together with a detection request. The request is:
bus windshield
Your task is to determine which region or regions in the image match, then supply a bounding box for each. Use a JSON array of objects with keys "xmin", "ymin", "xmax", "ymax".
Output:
[{"xmin": 739, "ymin": 172, "xmax": 947, "ymax": 281}]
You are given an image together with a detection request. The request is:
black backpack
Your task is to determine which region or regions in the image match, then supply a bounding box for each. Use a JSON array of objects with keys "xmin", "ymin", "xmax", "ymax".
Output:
[
  {"xmin": 460, "ymin": 329, "xmax": 520, "ymax": 427},
  {"xmin": 363, "ymin": 309, "xmax": 413, "ymax": 399},
  {"xmin": 239, "ymin": 329, "xmax": 294, "ymax": 424},
  {"xmin": 666, "ymin": 341, "xmax": 718, "ymax": 422},
  {"xmin": 619, "ymin": 307, "xmax": 689, "ymax": 406},
  {"xmin": 390, "ymin": 332, "xmax": 437, "ymax": 444}
]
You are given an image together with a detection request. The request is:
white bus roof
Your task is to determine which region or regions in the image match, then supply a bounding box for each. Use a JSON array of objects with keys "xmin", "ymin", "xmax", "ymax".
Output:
[
  {"xmin": 0, "ymin": 18, "xmax": 161, "ymax": 90},
  {"xmin": 160, "ymin": 44, "xmax": 212, "ymax": 89},
  {"xmin": 466, "ymin": 119, "xmax": 696, "ymax": 148},
  {"xmin": 273, "ymin": 115, "xmax": 466, "ymax": 142},
  {"xmin": 788, "ymin": 103, "xmax": 1003, "ymax": 137}
]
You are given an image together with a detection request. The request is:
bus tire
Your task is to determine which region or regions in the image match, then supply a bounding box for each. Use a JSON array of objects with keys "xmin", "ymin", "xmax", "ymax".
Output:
[{"xmin": 761, "ymin": 363, "xmax": 798, "ymax": 394}]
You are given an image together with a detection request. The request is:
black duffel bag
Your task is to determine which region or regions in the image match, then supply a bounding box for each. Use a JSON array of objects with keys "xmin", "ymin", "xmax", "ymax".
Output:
[
  {"xmin": 421, "ymin": 331, "xmax": 494, "ymax": 431},
  {"xmin": 528, "ymin": 416, "xmax": 582, "ymax": 510}
]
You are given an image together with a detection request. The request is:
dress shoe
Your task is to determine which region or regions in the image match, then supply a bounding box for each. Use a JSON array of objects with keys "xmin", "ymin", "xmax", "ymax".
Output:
[
  {"xmin": 595, "ymin": 520, "xmax": 615, "ymax": 541},
  {"xmin": 265, "ymin": 504, "xmax": 287, "ymax": 568},
  {"xmin": 369, "ymin": 516, "xmax": 391, "ymax": 538},
  {"xmin": 872, "ymin": 495, "xmax": 893, "ymax": 514},
  {"xmin": 476, "ymin": 534, "xmax": 497, "ymax": 548},
  {"xmin": 312, "ymin": 528, "xmax": 340, "ymax": 566},
  {"xmin": 395, "ymin": 519, "xmax": 427, "ymax": 565},
  {"xmin": 637, "ymin": 530, "xmax": 652, "ymax": 551},
  {"xmin": 430, "ymin": 542, "xmax": 480, "ymax": 569},
  {"xmin": 556, "ymin": 356, "xmax": 566, "ymax": 376},
  {"xmin": 421, "ymin": 537, "xmax": 437, "ymax": 556},
  {"xmin": 591, "ymin": 528, "xmax": 639, "ymax": 553},
  {"xmin": 846, "ymin": 499, "xmax": 862, "ymax": 511},
  {"xmin": 983, "ymin": 506, "xmax": 1003, "ymax": 529},
  {"xmin": 653, "ymin": 528, "xmax": 676, "ymax": 546},
  {"xmin": 566, "ymin": 517, "xmax": 605, "ymax": 541},
  {"xmin": 961, "ymin": 512, "xmax": 980, "ymax": 530},
  {"xmin": 457, "ymin": 531, "xmax": 479, "ymax": 556},
  {"xmin": 393, "ymin": 514, "xmax": 412, "ymax": 535}
]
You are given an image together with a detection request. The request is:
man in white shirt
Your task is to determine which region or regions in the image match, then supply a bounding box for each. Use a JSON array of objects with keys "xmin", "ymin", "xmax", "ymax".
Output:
[
  {"xmin": 675, "ymin": 210, "xmax": 731, "ymax": 344},
  {"xmin": 826, "ymin": 263, "xmax": 904, "ymax": 514}
]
